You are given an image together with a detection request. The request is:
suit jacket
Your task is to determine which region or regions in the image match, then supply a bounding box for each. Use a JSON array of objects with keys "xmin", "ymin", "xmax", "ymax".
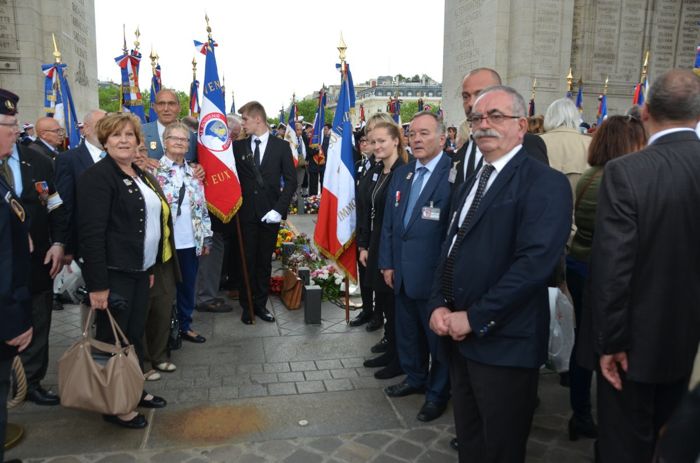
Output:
[
  {"xmin": 143, "ymin": 121, "xmax": 197, "ymax": 162},
  {"xmin": 378, "ymin": 153, "xmax": 453, "ymax": 300},
  {"xmin": 580, "ymin": 130, "xmax": 700, "ymax": 383},
  {"xmin": 28, "ymin": 138, "xmax": 58, "ymax": 161},
  {"xmin": 232, "ymin": 135, "xmax": 297, "ymax": 222},
  {"xmin": 428, "ymin": 149, "xmax": 571, "ymax": 368},
  {"xmin": 450, "ymin": 133, "xmax": 549, "ymax": 191},
  {"xmin": 17, "ymin": 144, "xmax": 70, "ymax": 293},
  {"xmin": 0, "ymin": 176, "xmax": 32, "ymax": 360},
  {"xmin": 54, "ymin": 142, "xmax": 96, "ymax": 255}
]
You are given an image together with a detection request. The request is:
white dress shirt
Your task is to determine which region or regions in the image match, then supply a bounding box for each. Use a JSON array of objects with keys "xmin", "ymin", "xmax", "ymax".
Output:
[
  {"xmin": 647, "ymin": 127, "xmax": 697, "ymax": 146},
  {"xmin": 85, "ymin": 140, "xmax": 104, "ymax": 164},
  {"xmin": 157, "ymin": 120, "xmax": 167, "ymax": 147},
  {"xmin": 250, "ymin": 131, "xmax": 270, "ymax": 164},
  {"xmin": 463, "ymin": 137, "xmax": 484, "ymax": 182}
]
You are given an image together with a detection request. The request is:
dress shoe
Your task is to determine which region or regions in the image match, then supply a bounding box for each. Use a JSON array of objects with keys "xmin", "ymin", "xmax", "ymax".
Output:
[
  {"xmin": 417, "ymin": 400, "xmax": 447, "ymax": 422},
  {"xmin": 181, "ymin": 331, "xmax": 206, "ymax": 343},
  {"xmin": 365, "ymin": 315, "xmax": 383, "ymax": 332},
  {"xmin": 52, "ymin": 294, "xmax": 64, "ymax": 311},
  {"xmin": 384, "ymin": 381, "xmax": 425, "ymax": 398},
  {"xmin": 371, "ymin": 336, "xmax": 389, "ymax": 354},
  {"xmin": 363, "ymin": 352, "xmax": 390, "ymax": 368},
  {"xmin": 449, "ymin": 437, "xmax": 458, "ymax": 451},
  {"xmin": 103, "ymin": 413, "xmax": 148, "ymax": 429},
  {"xmin": 568, "ymin": 414, "xmax": 598, "ymax": 441},
  {"xmin": 255, "ymin": 308, "xmax": 275, "ymax": 323},
  {"xmin": 196, "ymin": 301, "xmax": 232, "ymax": 313},
  {"xmin": 349, "ymin": 311, "xmax": 372, "ymax": 327},
  {"xmin": 138, "ymin": 391, "xmax": 167, "ymax": 409},
  {"xmin": 26, "ymin": 387, "xmax": 60, "ymax": 406},
  {"xmin": 241, "ymin": 315, "xmax": 254, "ymax": 325},
  {"xmin": 374, "ymin": 363, "xmax": 403, "ymax": 380}
]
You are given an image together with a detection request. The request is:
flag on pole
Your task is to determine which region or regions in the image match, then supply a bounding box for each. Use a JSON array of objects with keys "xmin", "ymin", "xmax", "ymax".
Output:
[
  {"xmin": 632, "ymin": 76, "xmax": 648, "ymax": 106},
  {"xmin": 575, "ymin": 82, "xmax": 584, "ymax": 113},
  {"xmin": 528, "ymin": 98, "xmax": 535, "ymax": 117},
  {"xmin": 114, "ymin": 49, "xmax": 146, "ymax": 122},
  {"xmin": 194, "ymin": 35, "xmax": 242, "ymax": 222},
  {"xmin": 310, "ymin": 88, "xmax": 326, "ymax": 148},
  {"xmin": 284, "ymin": 100, "xmax": 300, "ymax": 166},
  {"xmin": 189, "ymin": 79, "xmax": 200, "ymax": 118},
  {"xmin": 230, "ymin": 92, "xmax": 236, "ymax": 115},
  {"xmin": 596, "ymin": 94, "xmax": 607, "ymax": 126},
  {"xmin": 314, "ymin": 62, "xmax": 357, "ymax": 281},
  {"xmin": 359, "ymin": 103, "xmax": 365, "ymax": 123},
  {"xmin": 149, "ymin": 63, "xmax": 161, "ymax": 122},
  {"xmin": 695, "ymin": 44, "xmax": 700, "ymax": 76},
  {"xmin": 41, "ymin": 62, "xmax": 80, "ymax": 148}
]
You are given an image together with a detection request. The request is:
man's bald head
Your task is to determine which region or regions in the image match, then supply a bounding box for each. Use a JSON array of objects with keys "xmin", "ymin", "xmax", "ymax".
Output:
[
  {"xmin": 462, "ymin": 68, "xmax": 502, "ymax": 118},
  {"xmin": 35, "ymin": 116, "xmax": 62, "ymax": 148},
  {"xmin": 82, "ymin": 109, "xmax": 106, "ymax": 147},
  {"xmin": 646, "ymin": 69, "xmax": 700, "ymax": 124}
]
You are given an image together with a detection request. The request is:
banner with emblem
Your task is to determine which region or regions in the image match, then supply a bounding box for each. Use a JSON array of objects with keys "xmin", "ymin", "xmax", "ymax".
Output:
[
  {"xmin": 114, "ymin": 48, "xmax": 146, "ymax": 123},
  {"xmin": 194, "ymin": 35, "xmax": 242, "ymax": 222},
  {"xmin": 284, "ymin": 100, "xmax": 300, "ymax": 166},
  {"xmin": 41, "ymin": 62, "xmax": 80, "ymax": 149}
]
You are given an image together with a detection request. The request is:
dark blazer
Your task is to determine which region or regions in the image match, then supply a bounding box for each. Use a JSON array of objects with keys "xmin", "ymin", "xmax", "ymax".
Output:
[
  {"xmin": 17, "ymin": 144, "xmax": 69, "ymax": 293},
  {"xmin": 54, "ymin": 142, "xmax": 96, "ymax": 255},
  {"xmin": 428, "ymin": 149, "xmax": 571, "ymax": 368},
  {"xmin": 28, "ymin": 138, "xmax": 58, "ymax": 161},
  {"xmin": 378, "ymin": 153, "xmax": 454, "ymax": 300},
  {"xmin": 78, "ymin": 155, "xmax": 174, "ymax": 291},
  {"xmin": 450, "ymin": 133, "xmax": 549, "ymax": 191},
  {"xmin": 358, "ymin": 158, "xmax": 405, "ymax": 292},
  {"xmin": 232, "ymin": 134, "xmax": 297, "ymax": 222},
  {"xmin": 143, "ymin": 121, "xmax": 197, "ymax": 162},
  {"xmin": 580, "ymin": 130, "xmax": 700, "ymax": 383},
  {"xmin": 0, "ymin": 176, "xmax": 32, "ymax": 360}
]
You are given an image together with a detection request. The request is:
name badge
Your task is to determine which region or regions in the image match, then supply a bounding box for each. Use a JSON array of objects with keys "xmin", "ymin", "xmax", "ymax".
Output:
[
  {"xmin": 372, "ymin": 173, "xmax": 378, "ymax": 182},
  {"xmin": 421, "ymin": 205, "xmax": 440, "ymax": 221},
  {"xmin": 448, "ymin": 167, "xmax": 457, "ymax": 184}
]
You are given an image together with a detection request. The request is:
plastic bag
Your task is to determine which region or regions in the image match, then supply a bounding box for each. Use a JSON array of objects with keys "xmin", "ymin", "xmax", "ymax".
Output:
[
  {"xmin": 548, "ymin": 287, "xmax": 575, "ymax": 373},
  {"xmin": 53, "ymin": 260, "xmax": 85, "ymax": 303}
]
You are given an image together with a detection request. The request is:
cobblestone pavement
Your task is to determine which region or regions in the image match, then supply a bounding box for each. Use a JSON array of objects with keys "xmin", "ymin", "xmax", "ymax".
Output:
[{"xmin": 6, "ymin": 215, "xmax": 595, "ymax": 462}]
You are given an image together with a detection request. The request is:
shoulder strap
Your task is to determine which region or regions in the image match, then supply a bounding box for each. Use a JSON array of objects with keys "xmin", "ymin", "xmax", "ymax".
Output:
[{"xmin": 574, "ymin": 168, "xmax": 603, "ymax": 212}]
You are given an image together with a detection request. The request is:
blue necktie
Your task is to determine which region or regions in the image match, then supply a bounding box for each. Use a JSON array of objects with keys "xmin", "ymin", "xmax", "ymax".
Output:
[
  {"xmin": 99, "ymin": 151, "xmax": 107, "ymax": 159},
  {"xmin": 403, "ymin": 166, "xmax": 427, "ymax": 227}
]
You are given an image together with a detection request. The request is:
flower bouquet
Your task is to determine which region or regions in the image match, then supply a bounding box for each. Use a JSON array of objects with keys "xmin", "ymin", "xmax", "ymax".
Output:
[
  {"xmin": 274, "ymin": 225, "xmax": 295, "ymax": 259},
  {"xmin": 310, "ymin": 264, "xmax": 344, "ymax": 301},
  {"xmin": 304, "ymin": 195, "xmax": 321, "ymax": 214}
]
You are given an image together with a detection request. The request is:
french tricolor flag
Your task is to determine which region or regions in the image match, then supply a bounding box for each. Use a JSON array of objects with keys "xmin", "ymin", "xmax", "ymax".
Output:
[{"xmin": 314, "ymin": 62, "xmax": 357, "ymax": 281}]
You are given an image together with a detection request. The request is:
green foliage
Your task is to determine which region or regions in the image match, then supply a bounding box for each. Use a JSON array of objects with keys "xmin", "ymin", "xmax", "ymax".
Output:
[
  {"xmin": 97, "ymin": 83, "xmax": 189, "ymax": 119},
  {"xmin": 399, "ymin": 101, "xmax": 439, "ymax": 124},
  {"xmin": 295, "ymin": 98, "xmax": 317, "ymax": 124}
]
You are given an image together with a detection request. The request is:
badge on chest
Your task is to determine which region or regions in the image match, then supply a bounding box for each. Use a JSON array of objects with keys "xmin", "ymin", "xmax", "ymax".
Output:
[{"xmin": 421, "ymin": 201, "xmax": 440, "ymax": 221}]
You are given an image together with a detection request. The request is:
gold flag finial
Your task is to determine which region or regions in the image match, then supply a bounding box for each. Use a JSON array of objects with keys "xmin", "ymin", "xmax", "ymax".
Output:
[
  {"xmin": 122, "ymin": 24, "xmax": 127, "ymax": 54},
  {"xmin": 205, "ymin": 13, "xmax": 212, "ymax": 40},
  {"xmin": 338, "ymin": 32, "xmax": 347, "ymax": 64},
  {"xmin": 640, "ymin": 50, "xmax": 650, "ymax": 82},
  {"xmin": 531, "ymin": 78, "xmax": 537, "ymax": 101},
  {"xmin": 566, "ymin": 67, "xmax": 574, "ymax": 93},
  {"xmin": 134, "ymin": 27, "xmax": 140, "ymax": 51},
  {"xmin": 51, "ymin": 33, "xmax": 61, "ymax": 63},
  {"xmin": 149, "ymin": 47, "xmax": 157, "ymax": 73},
  {"xmin": 603, "ymin": 75, "xmax": 609, "ymax": 95},
  {"xmin": 192, "ymin": 56, "xmax": 197, "ymax": 81}
]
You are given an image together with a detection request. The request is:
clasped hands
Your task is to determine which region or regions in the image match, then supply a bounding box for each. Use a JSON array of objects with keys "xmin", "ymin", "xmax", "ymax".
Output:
[
  {"xmin": 261, "ymin": 209, "xmax": 282, "ymax": 224},
  {"xmin": 429, "ymin": 307, "xmax": 472, "ymax": 341}
]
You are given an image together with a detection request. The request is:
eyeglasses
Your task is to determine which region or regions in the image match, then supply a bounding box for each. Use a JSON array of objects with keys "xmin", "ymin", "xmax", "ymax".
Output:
[
  {"xmin": 44, "ymin": 128, "xmax": 64, "ymax": 134},
  {"xmin": 467, "ymin": 113, "xmax": 522, "ymax": 125},
  {"xmin": 0, "ymin": 121, "xmax": 19, "ymax": 130},
  {"xmin": 156, "ymin": 101, "xmax": 179, "ymax": 108},
  {"xmin": 166, "ymin": 136, "xmax": 189, "ymax": 143}
]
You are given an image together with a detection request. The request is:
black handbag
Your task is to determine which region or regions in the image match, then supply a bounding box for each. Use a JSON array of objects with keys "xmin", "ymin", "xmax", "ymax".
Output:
[{"xmin": 168, "ymin": 303, "xmax": 181, "ymax": 352}]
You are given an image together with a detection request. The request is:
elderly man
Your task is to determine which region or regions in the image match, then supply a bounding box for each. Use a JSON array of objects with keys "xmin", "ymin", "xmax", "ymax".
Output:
[
  {"xmin": 379, "ymin": 111, "xmax": 454, "ymax": 422},
  {"xmin": 143, "ymin": 89, "xmax": 197, "ymax": 161},
  {"xmin": 429, "ymin": 86, "xmax": 571, "ymax": 462},
  {"xmin": 580, "ymin": 69, "xmax": 700, "ymax": 463},
  {"xmin": 28, "ymin": 116, "xmax": 63, "ymax": 160}
]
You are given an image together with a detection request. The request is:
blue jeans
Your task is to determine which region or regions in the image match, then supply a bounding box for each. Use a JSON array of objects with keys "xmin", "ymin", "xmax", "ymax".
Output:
[{"xmin": 176, "ymin": 248, "xmax": 199, "ymax": 334}]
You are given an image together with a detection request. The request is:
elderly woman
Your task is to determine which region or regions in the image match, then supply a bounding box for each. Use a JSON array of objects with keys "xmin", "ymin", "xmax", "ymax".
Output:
[
  {"xmin": 78, "ymin": 113, "xmax": 173, "ymax": 428},
  {"xmin": 154, "ymin": 122, "xmax": 212, "ymax": 344}
]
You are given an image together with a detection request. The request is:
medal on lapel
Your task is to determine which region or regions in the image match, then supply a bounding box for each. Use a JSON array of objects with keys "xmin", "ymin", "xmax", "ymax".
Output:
[
  {"xmin": 150, "ymin": 141, "xmax": 157, "ymax": 150},
  {"xmin": 395, "ymin": 191, "xmax": 401, "ymax": 207}
]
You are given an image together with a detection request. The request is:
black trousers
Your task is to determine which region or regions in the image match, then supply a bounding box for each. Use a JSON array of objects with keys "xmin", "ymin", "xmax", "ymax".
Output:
[
  {"xmin": 95, "ymin": 269, "xmax": 150, "ymax": 370},
  {"xmin": 0, "ymin": 357, "xmax": 11, "ymax": 463},
  {"xmin": 596, "ymin": 370, "xmax": 688, "ymax": 463},
  {"xmin": 357, "ymin": 260, "xmax": 374, "ymax": 317},
  {"xmin": 238, "ymin": 220, "xmax": 280, "ymax": 313},
  {"xmin": 450, "ymin": 343, "xmax": 539, "ymax": 463},
  {"xmin": 308, "ymin": 170, "xmax": 324, "ymax": 196},
  {"xmin": 376, "ymin": 292, "xmax": 398, "ymax": 366},
  {"xmin": 19, "ymin": 291, "xmax": 52, "ymax": 392}
]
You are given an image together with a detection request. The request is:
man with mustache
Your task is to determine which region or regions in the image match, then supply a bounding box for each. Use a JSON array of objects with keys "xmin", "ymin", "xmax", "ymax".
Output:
[{"xmin": 429, "ymin": 86, "xmax": 571, "ymax": 462}]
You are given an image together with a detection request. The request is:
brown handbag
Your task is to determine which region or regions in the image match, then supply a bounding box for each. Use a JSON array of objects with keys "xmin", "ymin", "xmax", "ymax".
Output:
[
  {"xmin": 57, "ymin": 308, "xmax": 144, "ymax": 415},
  {"xmin": 280, "ymin": 268, "xmax": 303, "ymax": 310}
]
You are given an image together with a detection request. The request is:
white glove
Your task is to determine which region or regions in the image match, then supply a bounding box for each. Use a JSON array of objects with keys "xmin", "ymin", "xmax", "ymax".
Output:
[{"xmin": 261, "ymin": 209, "xmax": 282, "ymax": 224}]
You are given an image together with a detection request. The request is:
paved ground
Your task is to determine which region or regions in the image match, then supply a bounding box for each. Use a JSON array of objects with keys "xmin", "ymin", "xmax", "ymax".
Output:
[{"xmin": 5, "ymin": 214, "xmax": 595, "ymax": 462}]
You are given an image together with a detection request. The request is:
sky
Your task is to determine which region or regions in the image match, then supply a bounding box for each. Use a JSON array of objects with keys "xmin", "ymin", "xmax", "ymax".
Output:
[{"xmin": 95, "ymin": 0, "xmax": 445, "ymax": 115}]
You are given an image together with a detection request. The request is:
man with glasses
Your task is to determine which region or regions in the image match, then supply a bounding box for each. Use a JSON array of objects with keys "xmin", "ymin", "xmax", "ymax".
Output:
[
  {"xmin": 428, "ymin": 86, "xmax": 571, "ymax": 462},
  {"xmin": 143, "ymin": 89, "xmax": 197, "ymax": 162},
  {"xmin": 28, "ymin": 117, "xmax": 64, "ymax": 160}
]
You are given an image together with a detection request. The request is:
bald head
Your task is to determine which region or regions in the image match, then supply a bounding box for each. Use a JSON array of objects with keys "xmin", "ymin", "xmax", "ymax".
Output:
[
  {"xmin": 462, "ymin": 68, "xmax": 503, "ymax": 118},
  {"xmin": 83, "ymin": 109, "xmax": 106, "ymax": 147},
  {"xmin": 35, "ymin": 116, "xmax": 62, "ymax": 148},
  {"xmin": 646, "ymin": 69, "xmax": 700, "ymax": 124}
]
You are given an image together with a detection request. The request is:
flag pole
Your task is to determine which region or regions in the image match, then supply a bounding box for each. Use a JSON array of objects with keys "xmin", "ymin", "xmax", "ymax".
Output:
[
  {"xmin": 337, "ymin": 32, "xmax": 351, "ymax": 324},
  {"xmin": 235, "ymin": 215, "xmax": 256, "ymax": 325}
]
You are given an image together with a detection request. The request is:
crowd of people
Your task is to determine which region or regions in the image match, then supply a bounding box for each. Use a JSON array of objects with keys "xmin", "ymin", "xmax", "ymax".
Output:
[{"xmin": 0, "ymin": 66, "xmax": 699, "ymax": 463}]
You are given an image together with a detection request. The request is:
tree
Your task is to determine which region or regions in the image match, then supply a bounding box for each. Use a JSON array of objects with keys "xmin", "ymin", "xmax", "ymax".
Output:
[
  {"xmin": 98, "ymin": 84, "xmax": 189, "ymax": 120},
  {"xmin": 295, "ymin": 98, "xmax": 318, "ymax": 124},
  {"xmin": 399, "ymin": 101, "xmax": 439, "ymax": 123}
]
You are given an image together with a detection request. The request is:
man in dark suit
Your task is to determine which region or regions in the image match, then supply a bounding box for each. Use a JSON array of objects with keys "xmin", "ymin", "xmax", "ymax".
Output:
[
  {"xmin": 451, "ymin": 68, "xmax": 548, "ymax": 191},
  {"xmin": 378, "ymin": 112, "xmax": 454, "ymax": 422},
  {"xmin": 142, "ymin": 89, "xmax": 197, "ymax": 162},
  {"xmin": 28, "ymin": 116, "xmax": 63, "ymax": 161},
  {"xmin": 0, "ymin": 88, "xmax": 33, "ymax": 463},
  {"xmin": 233, "ymin": 101, "xmax": 296, "ymax": 324},
  {"xmin": 580, "ymin": 69, "xmax": 700, "ymax": 463},
  {"xmin": 429, "ymin": 85, "xmax": 571, "ymax": 462}
]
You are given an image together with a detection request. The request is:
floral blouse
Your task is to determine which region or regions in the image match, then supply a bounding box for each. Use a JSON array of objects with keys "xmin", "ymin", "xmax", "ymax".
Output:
[{"xmin": 154, "ymin": 156, "xmax": 213, "ymax": 256}]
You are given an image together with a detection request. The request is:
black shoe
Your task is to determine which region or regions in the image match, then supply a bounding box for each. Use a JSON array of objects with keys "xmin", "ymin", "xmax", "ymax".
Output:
[
  {"xmin": 365, "ymin": 316, "xmax": 383, "ymax": 332},
  {"xmin": 255, "ymin": 308, "xmax": 275, "ymax": 323},
  {"xmin": 241, "ymin": 315, "xmax": 254, "ymax": 325},
  {"xmin": 384, "ymin": 381, "xmax": 425, "ymax": 398},
  {"xmin": 363, "ymin": 352, "xmax": 389, "ymax": 368},
  {"xmin": 52, "ymin": 294, "xmax": 64, "ymax": 311},
  {"xmin": 449, "ymin": 437, "xmax": 458, "ymax": 451},
  {"xmin": 26, "ymin": 387, "xmax": 60, "ymax": 406},
  {"xmin": 349, "ymin": 311, "xmax": 372, "ymax": 327},
  {"xmin": 568, "ymin": 414, "xmax": 598, "ymax": 441},
  {"xmin": 196, "ymin": 301, "xmax": 233, "ymax": 313},
  {"xmin": 102, "ymin": 413, "xmax": 148, "ymax": 429},
  {"xmin": 371, "ymin": 336, "xmax": 389, "ymax": 354},
  {"xmin": 417, "ymin": 400, "xmax": 446, "ymax": 422},
  {"xmin": 374, "ymin": 364, "xmax": 403, "ymax": 380},
  {"xmin": 138, "ymin": 391, "xmax": 167, "ymax": 409},
  {"xmin": 181, "ymin": 331, "xmax": 206, "ymax": 343}
]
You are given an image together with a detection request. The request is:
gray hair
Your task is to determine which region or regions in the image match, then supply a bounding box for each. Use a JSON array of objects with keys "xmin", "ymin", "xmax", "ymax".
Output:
[
  {"xmin": 475, "ymin": 85, "xmax": 527, "ymax": 117},
  {"xmin": 543, "ymin": 98, "xmax": 580, "ymax": 131},
  {"xmin": 647, "ymin": 69, "xmax": 700, "ymax": 122},
  {"xmin": 411, "ymin": 111, "xmax": 446, "ymax": 134},
  {"xmin": 83, "ymin": 109, "xmax": 106, "ymax": 126},
  {"xmin": 163, "ymin": 121, "xmax": 191, "ymax": 141}
]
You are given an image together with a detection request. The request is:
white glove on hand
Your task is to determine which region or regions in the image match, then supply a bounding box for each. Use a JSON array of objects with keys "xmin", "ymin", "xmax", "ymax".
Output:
[{"xmin": 261, "ymin": 209, "xmax": 282, "ymax": 224}]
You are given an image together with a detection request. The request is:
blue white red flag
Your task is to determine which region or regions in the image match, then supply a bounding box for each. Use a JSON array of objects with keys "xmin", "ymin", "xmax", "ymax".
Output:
[
  {"xmin": 41, "ymin": 63, "xmax": 80, "ymax": 148},
  {"xmin": 694, "ymin": 44, "xmax": 700, "ymax": 76},
  {"xmin": 575, "ymin": 84, "xmax": 583, "ymax": 113},
  {"xmin": 310, "ymin": 88, "xmax": 326, "ymax": 148},
  {"xmin": 195, "ymin": 36, "xmax": 241, "ymax": 222},
  {"xmin": 597, "ymin": 94, "xmax": 607, "ymax": 126},
  {"xmin": 149, "ymin": 64, "xmax": 161, "ymax": 122},
  {"xmin": 114, "ymin": 49, "xmax": 146, "ymax": 122},
  {"xmin": 314, "ymin": 62, "xmax": 357, "ymax": 281},
  {"xmin": 284, "ymin": 101, "xmax": 300, "ymax": 166},
  {"xmin": 633, "ymin": 76, "xmax": 648, "ymax": 106},
  {"xmin": 190, "ymin": 79, "xmax": 200, "ymax": 117}
]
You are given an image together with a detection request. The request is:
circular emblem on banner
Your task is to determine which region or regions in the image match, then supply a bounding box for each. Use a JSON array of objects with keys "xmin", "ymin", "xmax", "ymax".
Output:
[{"xmin": 199, "ymin": 113, "xmax": 231, "ymax": 152}]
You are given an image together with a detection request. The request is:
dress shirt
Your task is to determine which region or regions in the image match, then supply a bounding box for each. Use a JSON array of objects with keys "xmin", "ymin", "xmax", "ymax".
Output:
[
  {"xmin": 464, "ymin": 137, "xmax": 483, "ymax": 182},
  {"xmin": 5, "ymin": 144, "xmax": 22, "ymax": 196},
  {"xmin": 412, "ymin": 152, "xmax": 444, "ymax": 196},
  {"xmin": 647, "ymin": 127, "xmax": 696, "ymax": 146},
  {"xmin": 157, "ymin": 120, "xmax": 167, "ymax": 146},
  {"xmin": 39, "ymin": 138, "xmax": 58, "ymax": 155},
  {"xmin": 133, "ymin": 176, "xmax": 162, "ymax": 270},
  {"xmin": 250, "ymin": 131, "xmax": 270, "ymax": 164},
  {"xmin": 85, "ymin": 140, "xmax": 104, "ymax": 164}
]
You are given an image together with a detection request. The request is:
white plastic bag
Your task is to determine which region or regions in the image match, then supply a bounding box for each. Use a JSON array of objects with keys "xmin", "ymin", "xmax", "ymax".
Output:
[
  {"xmin": 548, "ymin": 287, "xmax": 575, "ymax": 373},
  {"xmin": 53, "ymin": 260, "xmax": 85, "ymax": 303}
]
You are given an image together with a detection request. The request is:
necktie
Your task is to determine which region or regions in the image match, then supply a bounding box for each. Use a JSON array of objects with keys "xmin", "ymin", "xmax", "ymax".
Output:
[
  {"xmin": 99, "ymin": 151, "xmax": 107, "ymax": 159},
  {"xmin": 297, "ymin": 136, "xmax": 303, "ymax": 155},
  {"xmin": 403, "ymin": 166, "xmax": 428, "ymax": 227},
  {"xmin": 441, "ymin": 164, "xmax": 495, "ymax": 304},
  {"xmin": 0, "ymin": 159, "xmax": 14, "ymax": 192},
  {"xmin": 465, "ymin": 136, "xmax": 478, "ymax": 179},
  {"xmin": 254, "ymin": 138, "xmax": 261, "ymax": 167}
]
